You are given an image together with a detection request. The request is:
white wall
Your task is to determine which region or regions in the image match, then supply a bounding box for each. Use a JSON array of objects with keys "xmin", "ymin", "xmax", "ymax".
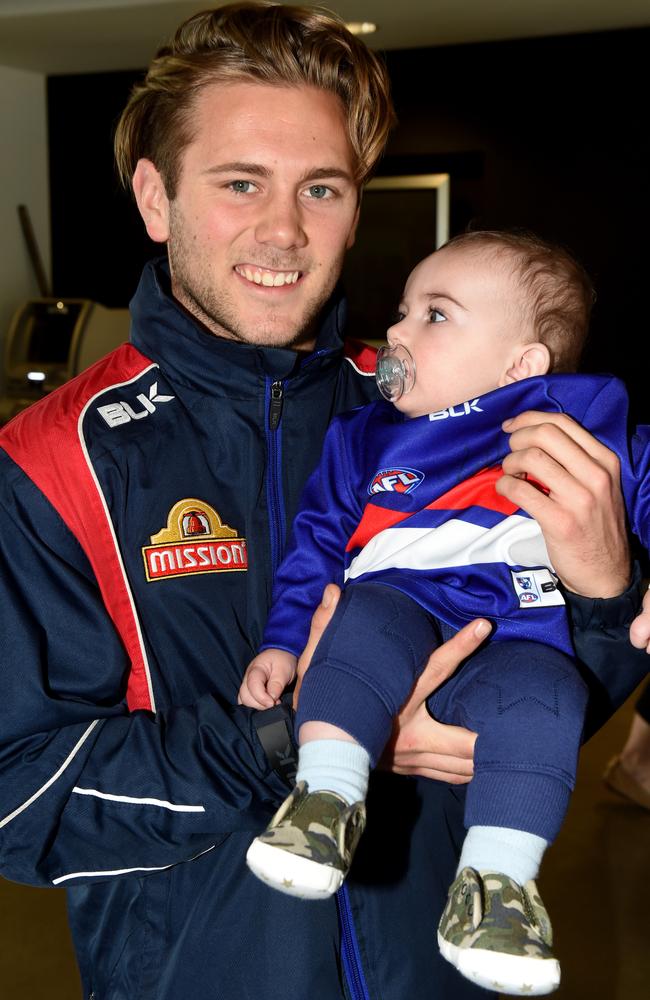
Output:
[{"xmin": 0, "ymin": 64, "xmax": 50, "ymax": 379}]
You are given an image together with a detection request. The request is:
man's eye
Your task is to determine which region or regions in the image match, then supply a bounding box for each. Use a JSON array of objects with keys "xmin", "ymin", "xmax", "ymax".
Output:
[
  {"xmin": 228, "ymin": 180, "xmax": 256, "ymax": 194},
  {"xmin": 428, "ymin": 308, "xmax": 446, "ymax": 323},
  {"xmin": 306, "ymin": 185, "xmax": 332, "ymax": 199}
]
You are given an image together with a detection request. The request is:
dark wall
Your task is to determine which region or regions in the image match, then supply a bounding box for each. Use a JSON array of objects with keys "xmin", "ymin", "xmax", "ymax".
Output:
[{"xmin": 47, "ymin": 26, "xmax": 650, "ymax": 421}]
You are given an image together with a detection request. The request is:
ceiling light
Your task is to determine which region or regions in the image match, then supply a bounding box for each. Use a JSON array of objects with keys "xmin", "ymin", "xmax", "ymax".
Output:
[{"xmin": 346, "ymin": 22, "xmax": 377, "ymax": 36}]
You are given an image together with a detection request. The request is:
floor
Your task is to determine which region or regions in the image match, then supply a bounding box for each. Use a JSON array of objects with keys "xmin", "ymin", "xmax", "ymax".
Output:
[{"xmin": 0, "ymin": 691, "xmax": 647, "ymax": 999}]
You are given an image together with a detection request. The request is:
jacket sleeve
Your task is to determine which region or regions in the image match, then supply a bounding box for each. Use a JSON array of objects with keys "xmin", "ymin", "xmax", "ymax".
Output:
[
  {"xmin": 261, "ymin": 417, "xmax": 363, "ymax": 655},
  {"xmin": 566, "ymin": 562, "xmax": 650, "ymax": 738},
  {"xmin": 0, "ymin": 452, "xmax": 290, "ymax": 889}
]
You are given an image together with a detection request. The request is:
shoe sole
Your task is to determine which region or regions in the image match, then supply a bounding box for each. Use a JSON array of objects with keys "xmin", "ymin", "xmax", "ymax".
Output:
[
  {"xmin": 246, "ymin": 839, "xmax": 344, "ymax": 900},
  {"xmin": 438, "ymin": 933, "xmax": 561, "ymax": 995}
]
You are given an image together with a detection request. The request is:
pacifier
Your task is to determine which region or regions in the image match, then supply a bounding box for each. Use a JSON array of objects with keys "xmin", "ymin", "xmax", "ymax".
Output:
[{"xmin": 375, "ymin": 343, "xmax": 416, "ymax": 402}]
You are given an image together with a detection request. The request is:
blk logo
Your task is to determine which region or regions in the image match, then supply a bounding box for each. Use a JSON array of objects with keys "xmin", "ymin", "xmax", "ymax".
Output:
[
  {"xmin": 97, "ymin": 382, "xmax": 175, "ymax": 428},
  {"xmin": 429, "ymin": 398, "xmax": 483, "ymax": 421}
]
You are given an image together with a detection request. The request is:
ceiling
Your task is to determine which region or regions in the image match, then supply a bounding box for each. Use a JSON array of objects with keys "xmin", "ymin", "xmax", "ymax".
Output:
[{"xmin": 0, "ymin": 0, "xmax": 649, "ymax": 75}]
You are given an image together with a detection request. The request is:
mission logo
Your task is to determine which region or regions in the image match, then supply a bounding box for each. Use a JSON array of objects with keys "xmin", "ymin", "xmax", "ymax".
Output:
[{"xmin": 143, "ymin": 499, "xmax": 247, "ymax": 581}]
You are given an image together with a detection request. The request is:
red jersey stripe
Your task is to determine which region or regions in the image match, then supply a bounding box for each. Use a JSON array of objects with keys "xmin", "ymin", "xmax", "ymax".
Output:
[{"xmin": 426, "ymin": 466, "xmax": 519, "ymax": 515}]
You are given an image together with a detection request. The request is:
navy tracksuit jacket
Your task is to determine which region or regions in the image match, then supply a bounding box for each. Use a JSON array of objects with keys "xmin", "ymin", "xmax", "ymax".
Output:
[{"xmin": 0, "ymin": 259, "xmax": 648, "ymax": 1000}]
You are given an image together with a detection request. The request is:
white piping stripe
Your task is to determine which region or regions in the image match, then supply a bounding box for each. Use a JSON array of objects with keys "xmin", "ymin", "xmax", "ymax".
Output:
[
  {"xmin": 0, "ymin": 720, "xmax": 100, "ymax": 829},
  {"xmin": 77, "ymin": 363, "xmax": 158, "ymax": 713},
  {"xmin": 344, "ymin": 356, "xmax": 375, "ymax": 377},
  {"xmin": 52, "ymin": 843, "xmax": 215, "ymax": 886},
  {"xmin": 72, "ymin": 787, "xmax": 205, "ymax": 813}
]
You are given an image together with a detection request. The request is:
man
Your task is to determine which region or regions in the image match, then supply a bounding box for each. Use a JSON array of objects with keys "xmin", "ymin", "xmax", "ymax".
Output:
[{"xmin": 0, "ymin": 5, "xmax": 646, "ymax": 999}]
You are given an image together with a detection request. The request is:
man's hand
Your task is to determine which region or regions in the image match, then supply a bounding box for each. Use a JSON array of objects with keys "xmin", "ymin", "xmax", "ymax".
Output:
[
  {"xmin": 292, "ymin": 584, "xmax": 342, "ymax": 710},
  {"xmin": 498, "ymin": 410, "xmax": 630, "ymax": 598},
  {"xmin": 380, "ymin": 619, "xmax": 489, "ymax": 782},
  {"xmin": 630, "ymin": 585, "xmax": 650, "ymax": 653},
  {"xmin": 295, "ymin": 584, "xmax": 489, "ymax": 783}
]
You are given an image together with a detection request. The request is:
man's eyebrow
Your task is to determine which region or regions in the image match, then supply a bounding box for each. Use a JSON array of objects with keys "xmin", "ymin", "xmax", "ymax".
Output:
[
  {"xmin": 202, "ymin": 163, "xmax": 354, "ymax": 183},
  {"xmin": 202, "ymin": 162, "xmax": 272, "ymax": 178},
  {"xmin": 300, "ymin": 167, "xmax": 354, "ymax": 183},
  {"xmin": 423, "ymin": 291, "xmax": 466, "ymax": 310}
]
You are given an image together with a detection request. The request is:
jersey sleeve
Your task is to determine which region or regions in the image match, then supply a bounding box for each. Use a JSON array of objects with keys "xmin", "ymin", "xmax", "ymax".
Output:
[
  {"xmin": 626, "ymin": 423, "xmax": 650, "ymax": 550},
  {"xmin": 261, "ymin": 416, "xmax": 363, "ymax": 655},
  {"xmin": 0, "ymin": 451, "xmax": 289, "ymax": 889}
]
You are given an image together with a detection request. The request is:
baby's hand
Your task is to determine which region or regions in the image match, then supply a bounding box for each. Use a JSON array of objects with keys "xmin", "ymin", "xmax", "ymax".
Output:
[
  {"xmin": 238, "ymin": 649, "xmax": 298, "ymax": 709},
  {"xmin": 630, "ymin": 586, "xmax": 650, "ymax": 653}
]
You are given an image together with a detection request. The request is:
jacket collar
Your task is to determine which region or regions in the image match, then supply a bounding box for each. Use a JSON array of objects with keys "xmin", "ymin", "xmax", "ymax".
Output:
[{"xmin": 129, "ymin": 258, "xmax": 347, "ymax": 393}]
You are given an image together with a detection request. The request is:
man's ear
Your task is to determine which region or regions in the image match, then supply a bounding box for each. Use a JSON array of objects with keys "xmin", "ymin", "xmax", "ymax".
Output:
[
  {"xmin": 500, "ymin": 342, "xmax": 551, "ymax": 385},
  {"xmin": 132, "ymin": 159, "xmax": 170, "ymax": 243}
]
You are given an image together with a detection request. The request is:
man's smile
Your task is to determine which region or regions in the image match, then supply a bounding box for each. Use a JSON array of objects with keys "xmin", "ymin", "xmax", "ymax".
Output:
[{"xmin": 234, "ymin": 264, "xmax": 302, "ymax": 287}]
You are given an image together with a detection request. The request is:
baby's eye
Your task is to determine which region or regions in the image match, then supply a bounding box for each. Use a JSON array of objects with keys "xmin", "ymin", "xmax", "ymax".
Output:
[
  {"xmin": 428, "ymin": 307, "xmax": 446, "ymax": 324},
  {"xmin": 391, "ymin": 309, "xmax": 406, "ymax": 325}
]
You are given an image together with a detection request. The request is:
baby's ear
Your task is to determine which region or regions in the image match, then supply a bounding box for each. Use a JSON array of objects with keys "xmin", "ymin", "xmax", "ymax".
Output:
[{"xmin": 500, "ymin": 342, "xmax": 551, "ymax": 385}]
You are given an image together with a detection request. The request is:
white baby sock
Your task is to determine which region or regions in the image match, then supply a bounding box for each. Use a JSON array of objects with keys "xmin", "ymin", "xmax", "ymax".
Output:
[
  {"xmin": 458, "ymin": 825, "xmax": 548, "ymax": 885},
  {"xmin": 296, "ymin": 739, "xmax": 370, "ymax": 805}
]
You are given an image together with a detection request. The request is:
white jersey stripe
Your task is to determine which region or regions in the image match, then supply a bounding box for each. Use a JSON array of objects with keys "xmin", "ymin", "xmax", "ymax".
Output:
[
  {"xmin": 0, "ymin": 720, "xmax": 100, "ymax": 829},
  {"xmin": 344, "ymin": 514, "xmax": 554, "ymax": 582},
  {"xmin": 72, "ymin": 787, "xmax": 205, "ymax": 813}
]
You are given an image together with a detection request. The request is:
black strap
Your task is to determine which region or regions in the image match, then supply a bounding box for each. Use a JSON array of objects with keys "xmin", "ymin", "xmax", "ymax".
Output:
[{"xmin": 252, "ymin": 703, "xmax": 298, "ymax": 789}]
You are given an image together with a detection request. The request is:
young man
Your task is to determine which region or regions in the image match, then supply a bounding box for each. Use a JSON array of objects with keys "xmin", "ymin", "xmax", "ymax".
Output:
[{"xmin": 0, "ymin": 5, "xmax": 646, "ymax": 999}]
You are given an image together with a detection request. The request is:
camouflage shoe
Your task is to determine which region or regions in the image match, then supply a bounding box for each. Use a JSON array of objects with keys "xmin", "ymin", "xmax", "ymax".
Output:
[
  {"xmin": 246, "ymin": 781, "xmax": 366, "ymax": 899},
  {"xmin": 437, "ymin": 868, "xmax": 560, "ymax": 996}
]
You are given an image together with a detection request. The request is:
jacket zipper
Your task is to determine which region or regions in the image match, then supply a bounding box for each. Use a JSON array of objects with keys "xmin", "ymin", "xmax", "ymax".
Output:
[
  {"xmin": 266, "ymin": 371, "xmax": 371, "ymax": 1000},
  {"xmin": 266, "ymin": 378, "xmax": 286, "ymax": 573},
  {"xmin": 337, "ymin": 885, "xmax": 371, "ymax": 1000}
]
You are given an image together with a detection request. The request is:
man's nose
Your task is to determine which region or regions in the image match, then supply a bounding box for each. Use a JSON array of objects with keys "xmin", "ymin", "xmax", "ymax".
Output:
[{"xmin": 254, "ymin": 192, "xmax": 308, "ymax": 250}]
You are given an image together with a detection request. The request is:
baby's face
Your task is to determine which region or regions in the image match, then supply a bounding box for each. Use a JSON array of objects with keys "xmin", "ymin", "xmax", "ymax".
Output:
[{"xmin": 387, "ymin": 246, "xmax": 531, "ymax": 419}]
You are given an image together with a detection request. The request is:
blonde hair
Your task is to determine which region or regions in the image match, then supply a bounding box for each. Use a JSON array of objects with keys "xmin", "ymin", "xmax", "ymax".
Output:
[
  {"xmin": 443, "ymin": 230, "xmax": 595, "ymax": 371},
  {"xmin": 114, "ymin": 2, "xmax": 395, "ymax": 198}
]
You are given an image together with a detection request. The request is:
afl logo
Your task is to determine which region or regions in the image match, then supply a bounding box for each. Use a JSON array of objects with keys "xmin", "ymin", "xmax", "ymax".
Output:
[
  {"xmin": 520, "ymin": 592, "xmax": 539, "ymax": 603},
  {"xmin": 368, "ymin": 468, "xmax": 424, "ymax": 496}
]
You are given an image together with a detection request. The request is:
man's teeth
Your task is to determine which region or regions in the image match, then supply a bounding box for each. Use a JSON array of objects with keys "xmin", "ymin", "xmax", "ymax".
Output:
[{"xmin": 236, "ymin": 266, "xmax": 300, "ymax": 287}]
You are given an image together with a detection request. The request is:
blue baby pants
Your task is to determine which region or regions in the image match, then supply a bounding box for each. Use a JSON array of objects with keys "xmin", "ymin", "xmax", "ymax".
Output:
[{"xmin": 295, "ymin": 581, "xmax": 588, "ymax": 842}]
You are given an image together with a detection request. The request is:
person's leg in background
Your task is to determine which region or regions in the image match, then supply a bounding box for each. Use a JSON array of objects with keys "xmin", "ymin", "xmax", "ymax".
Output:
[{"xmin": 603, "ymin": 676, "xmax": 650, "ymax": 809}]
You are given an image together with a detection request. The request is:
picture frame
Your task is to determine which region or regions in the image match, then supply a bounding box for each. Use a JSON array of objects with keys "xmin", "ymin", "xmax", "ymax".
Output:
[{"xmin": 342, "ymin": 173, "xmax": 451, "ymax": 345}]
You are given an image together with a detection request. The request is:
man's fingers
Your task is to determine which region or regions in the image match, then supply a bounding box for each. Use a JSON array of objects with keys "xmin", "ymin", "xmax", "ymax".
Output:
[
  {"xmin": 409, "ymin": 619, "xmax": 491, "ymax": 703},
  {"xmin": 293, "ymin": 584, "xmax": 341, "ymax": 709},
  {"xmin": 391, "ymin": 765, "xmax": 473, "ymax": 784},
  {"xmin": 503, "ymin": 410, "xmax": 620, "ymax": 472},
  {"xmin": 629, "ymin": 590, "xmax": 650, "ymax": 651},
  {"xmin": 297, "ymin": 584, "xmax": 340, "ymax": 675}
]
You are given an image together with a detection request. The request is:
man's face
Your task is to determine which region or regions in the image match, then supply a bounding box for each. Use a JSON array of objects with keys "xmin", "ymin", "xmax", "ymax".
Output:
[
  {"xmin": 157, "ymin": 82, "xmax": 360, "ymax": 350},
  {"xmin": 387, "ymin": 247, "xmax": 533, "ymax": 419}
]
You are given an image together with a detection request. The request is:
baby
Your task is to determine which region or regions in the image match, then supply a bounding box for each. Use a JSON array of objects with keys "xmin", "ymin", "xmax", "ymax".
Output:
[{"xmin": 239, "ymin": 230, "xmax": 650, "ymax": 996}]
